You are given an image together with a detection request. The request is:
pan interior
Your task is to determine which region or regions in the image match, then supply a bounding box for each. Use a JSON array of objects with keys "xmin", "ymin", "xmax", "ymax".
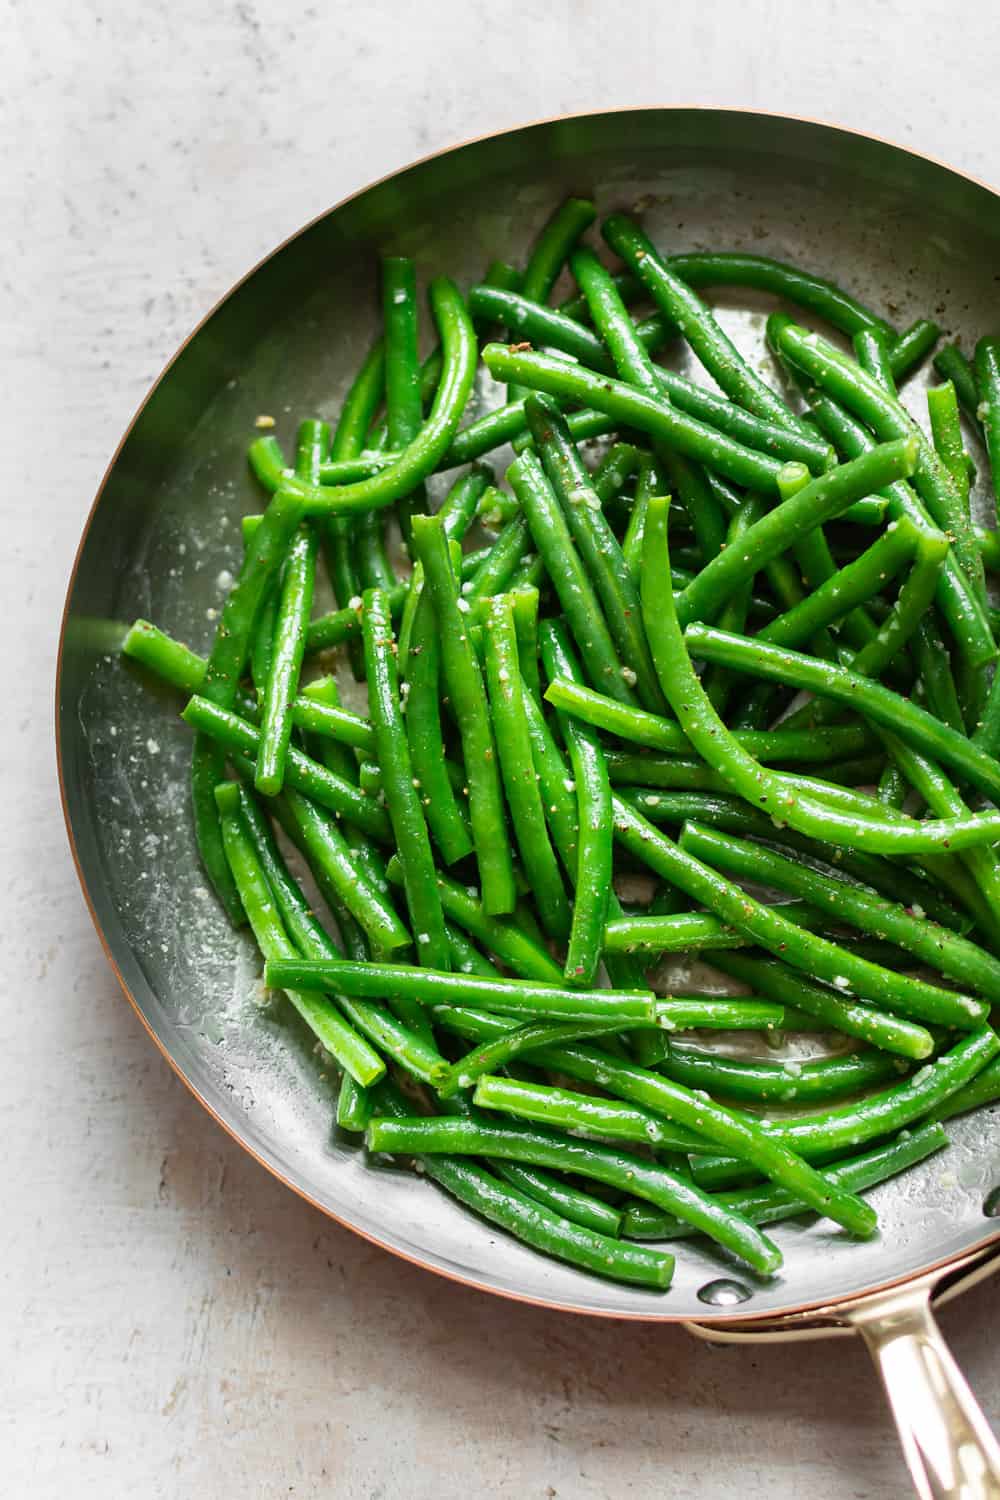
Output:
[{"xmin": 59, "ymin": 110, "xmax": 1000, "ymax": 1320}]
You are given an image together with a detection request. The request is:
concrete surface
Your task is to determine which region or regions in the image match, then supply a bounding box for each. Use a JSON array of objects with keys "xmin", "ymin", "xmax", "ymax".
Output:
[{"xmin": 5, "ymin": 1, "xmax": 1000, "ymax": 1494}]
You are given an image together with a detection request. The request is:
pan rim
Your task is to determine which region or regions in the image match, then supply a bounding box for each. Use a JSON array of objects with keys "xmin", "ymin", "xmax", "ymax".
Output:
[{"xmin": 55, "ymin": 103, "xmax": 1000, "ymax": 1325}]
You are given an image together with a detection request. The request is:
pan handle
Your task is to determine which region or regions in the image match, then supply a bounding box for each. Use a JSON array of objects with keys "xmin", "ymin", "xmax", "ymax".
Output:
[{"xmin": 848, "ymin": 1280, "xmax": 1000, "ymax": 1499}]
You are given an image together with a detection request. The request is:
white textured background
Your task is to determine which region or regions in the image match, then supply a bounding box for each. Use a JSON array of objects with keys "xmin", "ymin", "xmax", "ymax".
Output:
[{"xmin": 5, "ymin": 1, "xmax": 1000, "ymax": 1494}]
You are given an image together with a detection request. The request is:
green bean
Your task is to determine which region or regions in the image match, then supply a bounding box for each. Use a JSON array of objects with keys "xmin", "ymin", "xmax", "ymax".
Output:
[
  {"xmin": 446, "ymin": 923, "xmax": 498, "ymax": 977},
  {"xmin": 464, "ymin": 515, "xmax": 531, "ymax": 601},
  {"xmin": 246, "ymin": 809, "xmax": 445, "ymax": 1082},
  {"xmin": 362, "ymin": 587, "xmax": 449, "ymax": 967},
  {"xmin": 189, "ymin": 736, "xmax": 244, "ymax": 924},
  {"xmin": 911, "ymin": 616, "xmax": 965, "ymax": 735},
  {"xmin": 214, "ymin": 783, "xmax": 386, "ymax": 1085},
  {"xmin": 661, "ymin": 249, "xmax": 896, "ymax": 340},
  {"xmin": 621, "ymin": 453, "xmax": 655, "ymax": 579},
  {"xmin": 927, "ymin": 381, "xmax": 970, "ymax": 504},
  {"xmin": 483, "ymin": 596, "xmax": 569, "ymax": 939},
  {"xmin": 684, "ymin": 622, "xmax": 1000, "ymax": 826},
  {"xmin": 255, "ymin": 525, "xmax": 318, "ymax": 795},
  {"xmin": 929, "ymin": 1056, "xmax": 1000, "ymax": 1121},
  {"xmin": 380, "ymin": 255, "xmax": 426, "ymax": 548},
  {"xmin": 489, "ymin": 1161, "xmax": 624, "ymax": 1239},
  {"xmin": 805, "ymin": 387, "xmax": 994, "ymax": 669},
  {"xmin": 336, "ymin": 1074, "xmax": 373, "ymax": 1132},
  {"xmin": 933, "ymin": 342, "xmax": 983, "ymax": 432},
  {"xmin": 775, "ymin": 458, "xmax": 874, "ymax": 658},
  {"xmin": 613, "ymin": 782, "xmax": 965, "ymax": 1034},
  {"xmin": 853, "ymin": 326, "xmax": 899, "ymax": 396},
  {"xmin": 402, "ymin": 586, "xmax": 474, "ymax": 867},
  {"xmin": 369, "ymin": 1106, "xmax": 781, "ymax": 1274},
  {"xmin": 305, "ymin": 581, "xmax": 406, "ymax": 655},
  {"xmin": 468, "ymin": 1050, "xmax": 877, "ymax": 1237},
  {"xmin": 544, "ymin": 677, "xmax": 873, "ymax": 763},
  {"xmin": 372, "ymin": 1078, "xmax": 672, "ymax": 1288},
  {"xmin": 181, "ymin": 696, "xmax": 392, "ymax": 840},
  {"xmin": 679, "ymin": 821, "xmax": 1000, "ymax": 1003},
  {"xmin": 772, "ymin": 317, "xmax": 984, "ymax": 599},
  {"xmin": 469, "ymin": 282, "xmax": 671, "ymax": 370},
  {"xmin": 672, "ymin": 438, "xmax": 918, "ymax": 629},
  {"xmin": 433, "ymin": 1018, "xmax": 637, "ymax": 1099},
  {"xmin": 660, "ymin": 1043, "xmax": 904, "ymax": 1106},
  {"xmin": 264, "ymin": 957, "xmax": 657, "ymax": 1026},
  {"xmin": 603, "ymin": 905, "xmax": 819, "ymax": 955},
  {"xmin": 410, "ymin": 513, "xmax": 516, "ymax": 915},
  {"xmin": 593, "ymin": 442, "xmax": 642, "ymax": 503},
  {"xmin": 538, "ymin": 623, "xmax": 614, "ymax": 987},
  {"xmin": 528, "ymin": 395, "xmax": 666, "ymax": 712},
  {"xmin": 287, "ymin": 695, "xmax": 373, "ymax": 754},
  {"xmin": 975, "ymin": 336, "xmax": 1000, "ymax": 496},
  {"xmin": 509, "ymin": 443, "xmax": 638, "ymax": 705},
  {"xmin": 689, "ymin": 1027, "xmax": 998, "ymax": 1188},
  {"xmin": 888, "ymin": 319, "xmax": 940, "ymax": 381},
  {"xmin": 483, "ymin": 344, "xmax": 785, "ymax": 493},
  {"xmin": 386, "ymin": 859, "xmax": 562, "ymax": 983},
  {"xmin": 709, "ymin": 952, "xmax": 935, "ymax": 1059},
  {"xmin": 624, "ymin": 1123, "xmax": 947, "ymax": 1240},
  {"xmin": 510, "ymin": 586, "xmax": 541, "ymax": 706},
  {"xmin": 603, "ymin": 216, "xmax": 811, "ymax": 437},
  {"xmin": 298, "ymin": 279, "xmax": 477, "ymax": 516}
]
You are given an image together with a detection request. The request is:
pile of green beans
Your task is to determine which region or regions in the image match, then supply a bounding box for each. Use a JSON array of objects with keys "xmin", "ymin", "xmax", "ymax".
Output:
[{"xmin": 122, "ymin": 199, "xmax": 1000, "ymax": 1296}]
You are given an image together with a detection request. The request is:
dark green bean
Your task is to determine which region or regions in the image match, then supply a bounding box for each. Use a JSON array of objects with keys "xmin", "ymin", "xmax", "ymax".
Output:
[
  {"xmin": 369, "ymin": 1106, "xmax": 781, "ymax": 1274},
  {"xmin": 264, "ymin": 957, "xmax": 657, "ymax": 1026},
  {"xmin": 381, "ymin": 255, "xmax": 426, "ymax": 548},
  {"xmin": 372, "ymin": 1078, "xmax": 672, "ymax": 1288},
  {"xmin": 410, "ymin": 512, "xmax": 516, "ymax": 915},
  {"xmin": 483, "ymin": 344, "xmax": 786, "ymax": 493},
  {"xmin": 660, "ymin": 1043, "xmax": 904, "ymax": 1106},
  {"xmin": 181, "ymin": 696, "xmax": 392, "ymax": 840},
  {"xmin": 403, "ymin": 584, "xmax": 474, "ymax": 867},
  {"xmin": 362, "ymin": 587, "xmax": 449, "ymax": 967},
  {"xmin": 888, "ymin": 319, "xmax": 940, "ymax": 382},
  {"xmin": 624, "ymin": 1123, "xmax": 947, "ymax": 1240},
  {"xmin": 528, "ymin": 395, "xmax": 665, "ymax": 712},
  {"xmin": 484, "ymin": 595, "xmax": 570, "ymax": 939},
  {"xmin": 255, "ymin": 525, "xmax": 318, "ymax": 795},
  {"xmin": 539, "ymin": 623, "xmax": 614, "ymax": 987}
]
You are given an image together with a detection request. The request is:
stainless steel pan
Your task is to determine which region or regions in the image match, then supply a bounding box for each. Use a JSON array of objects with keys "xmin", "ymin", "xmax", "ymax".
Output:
[{"xmin": 56, "ymin": 108, "xmax": 1000, "ymax": 1497}]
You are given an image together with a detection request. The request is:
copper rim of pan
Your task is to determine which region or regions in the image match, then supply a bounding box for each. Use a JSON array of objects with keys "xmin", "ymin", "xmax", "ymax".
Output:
[{"xmin": 55, "ymin": 104, "xmax": 1000, "ymax": 1324}]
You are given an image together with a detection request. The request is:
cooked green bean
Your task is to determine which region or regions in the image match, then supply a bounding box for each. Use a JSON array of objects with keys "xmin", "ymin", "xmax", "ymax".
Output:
[
  {"xmin": 624, "ymin": 1123, "xmax": 947, "ymax": 1240},
  {"xmin": 537, "ymin": 623, "xmax": 615, "ymax": 986},
  {"xmin": 888, "ymin": 319, "xmax": 940, "ymax": 381},
  {"xmin": 181, "ymin": 696, "xmax": 392, "ymax": 840},
  {"xmin": 483, "ymin": 344, "xmax": 786, "ymax": 493},
  {"xmin": 509, "ymin": 443, "xmax": 638, "ymax": 705},
  {"xmin": 410, "ymin": 512, "xmax": 516, "ymax": 915},
  {"xmin": 672, "ymin": 438, "xmax": 918, "ymax": 629},
  {"xmin": 372, "ymin": 1077, "xmax": 672, "ymax": 1288},
  {"xmin": 466, "ymin": 1052, "xmax": 877, "ymax": 1237},
  {"xmin": 689, "ymin": 1027, "xmax": 998, "ymax": 1188},
  {"xmin": 678, "ymin": 820, "xmax": 1000, "ymax": 1002},
  {"xmin": 362, "ymin": 587, "xmax": 449, "ymax": 966},
  {"xmin": 684, "ymin": 622, "xmax": 1000, "ymax": 825},
  {"xmin": 544, "ymin": 677, "xmax": 873, "ymax": 763},
  {"xmin": 369, "ymin": 1107, "xmax": 782, "ymax": 1274},
  {"xmin": 297, "ymin": 279, "xmax": 477, "ymax": 516},
  {"xmin": 933, "ymin": 342, "xmax": 983, "ymax": 431},
  {"xmin": 603, "ymin": 216, "xmax": 812, "ymax": 437},
  {"xmin": 659, "ymin": 1043, "xmax": 904, "ymax": 1105},
  {"xmin": 255, "ymin": 524, "xmax": 318, "ymax": 795},
  {"xmin": 433, "ymin": 1018, "xmax": 637, "ymax": 1099},
  {"xmin": 385, "ymin": 858, "xmax": 563, "ymax": 983},
  {"xmin": 404, "ymin": 583, "xmax": 475, "ymax": 867},
  {"xmin": 214, "ymin": 783, "xmax": 385, "ymax": 1085},
  {"xmin": 772, "ymin": 316, "xmax": 985, "ymax": 599},
  {"xmin": 484, "ymin": 596, "xmax": 569, "ymax": 939},
  {"xmin": 927, "ymin": 381, "xmax": 970, "ymax": 505},
  {"xmin": 336, "ymin": 1074, "xmax": 373, "ymax": 1132},
  {"xmin": 975, "ymin": 336, "xmax": 1000, "ymax": 495},
  {"xmin": 380, "ymin": 255, "xmax": 425, "ymax": 548},
  {"xmin": 264, "ymin": 957, "xmax": 657, "ymax": 1025},
  {"xmin": 528, "ymin": 395, "xmax": 665, "ymax": 712}
]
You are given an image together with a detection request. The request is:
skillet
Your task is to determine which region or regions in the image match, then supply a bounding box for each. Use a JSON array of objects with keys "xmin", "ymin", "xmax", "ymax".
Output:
[{"xmin": 56, "ymin": 108, "xmax": 1000, "ymax": 1496}]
